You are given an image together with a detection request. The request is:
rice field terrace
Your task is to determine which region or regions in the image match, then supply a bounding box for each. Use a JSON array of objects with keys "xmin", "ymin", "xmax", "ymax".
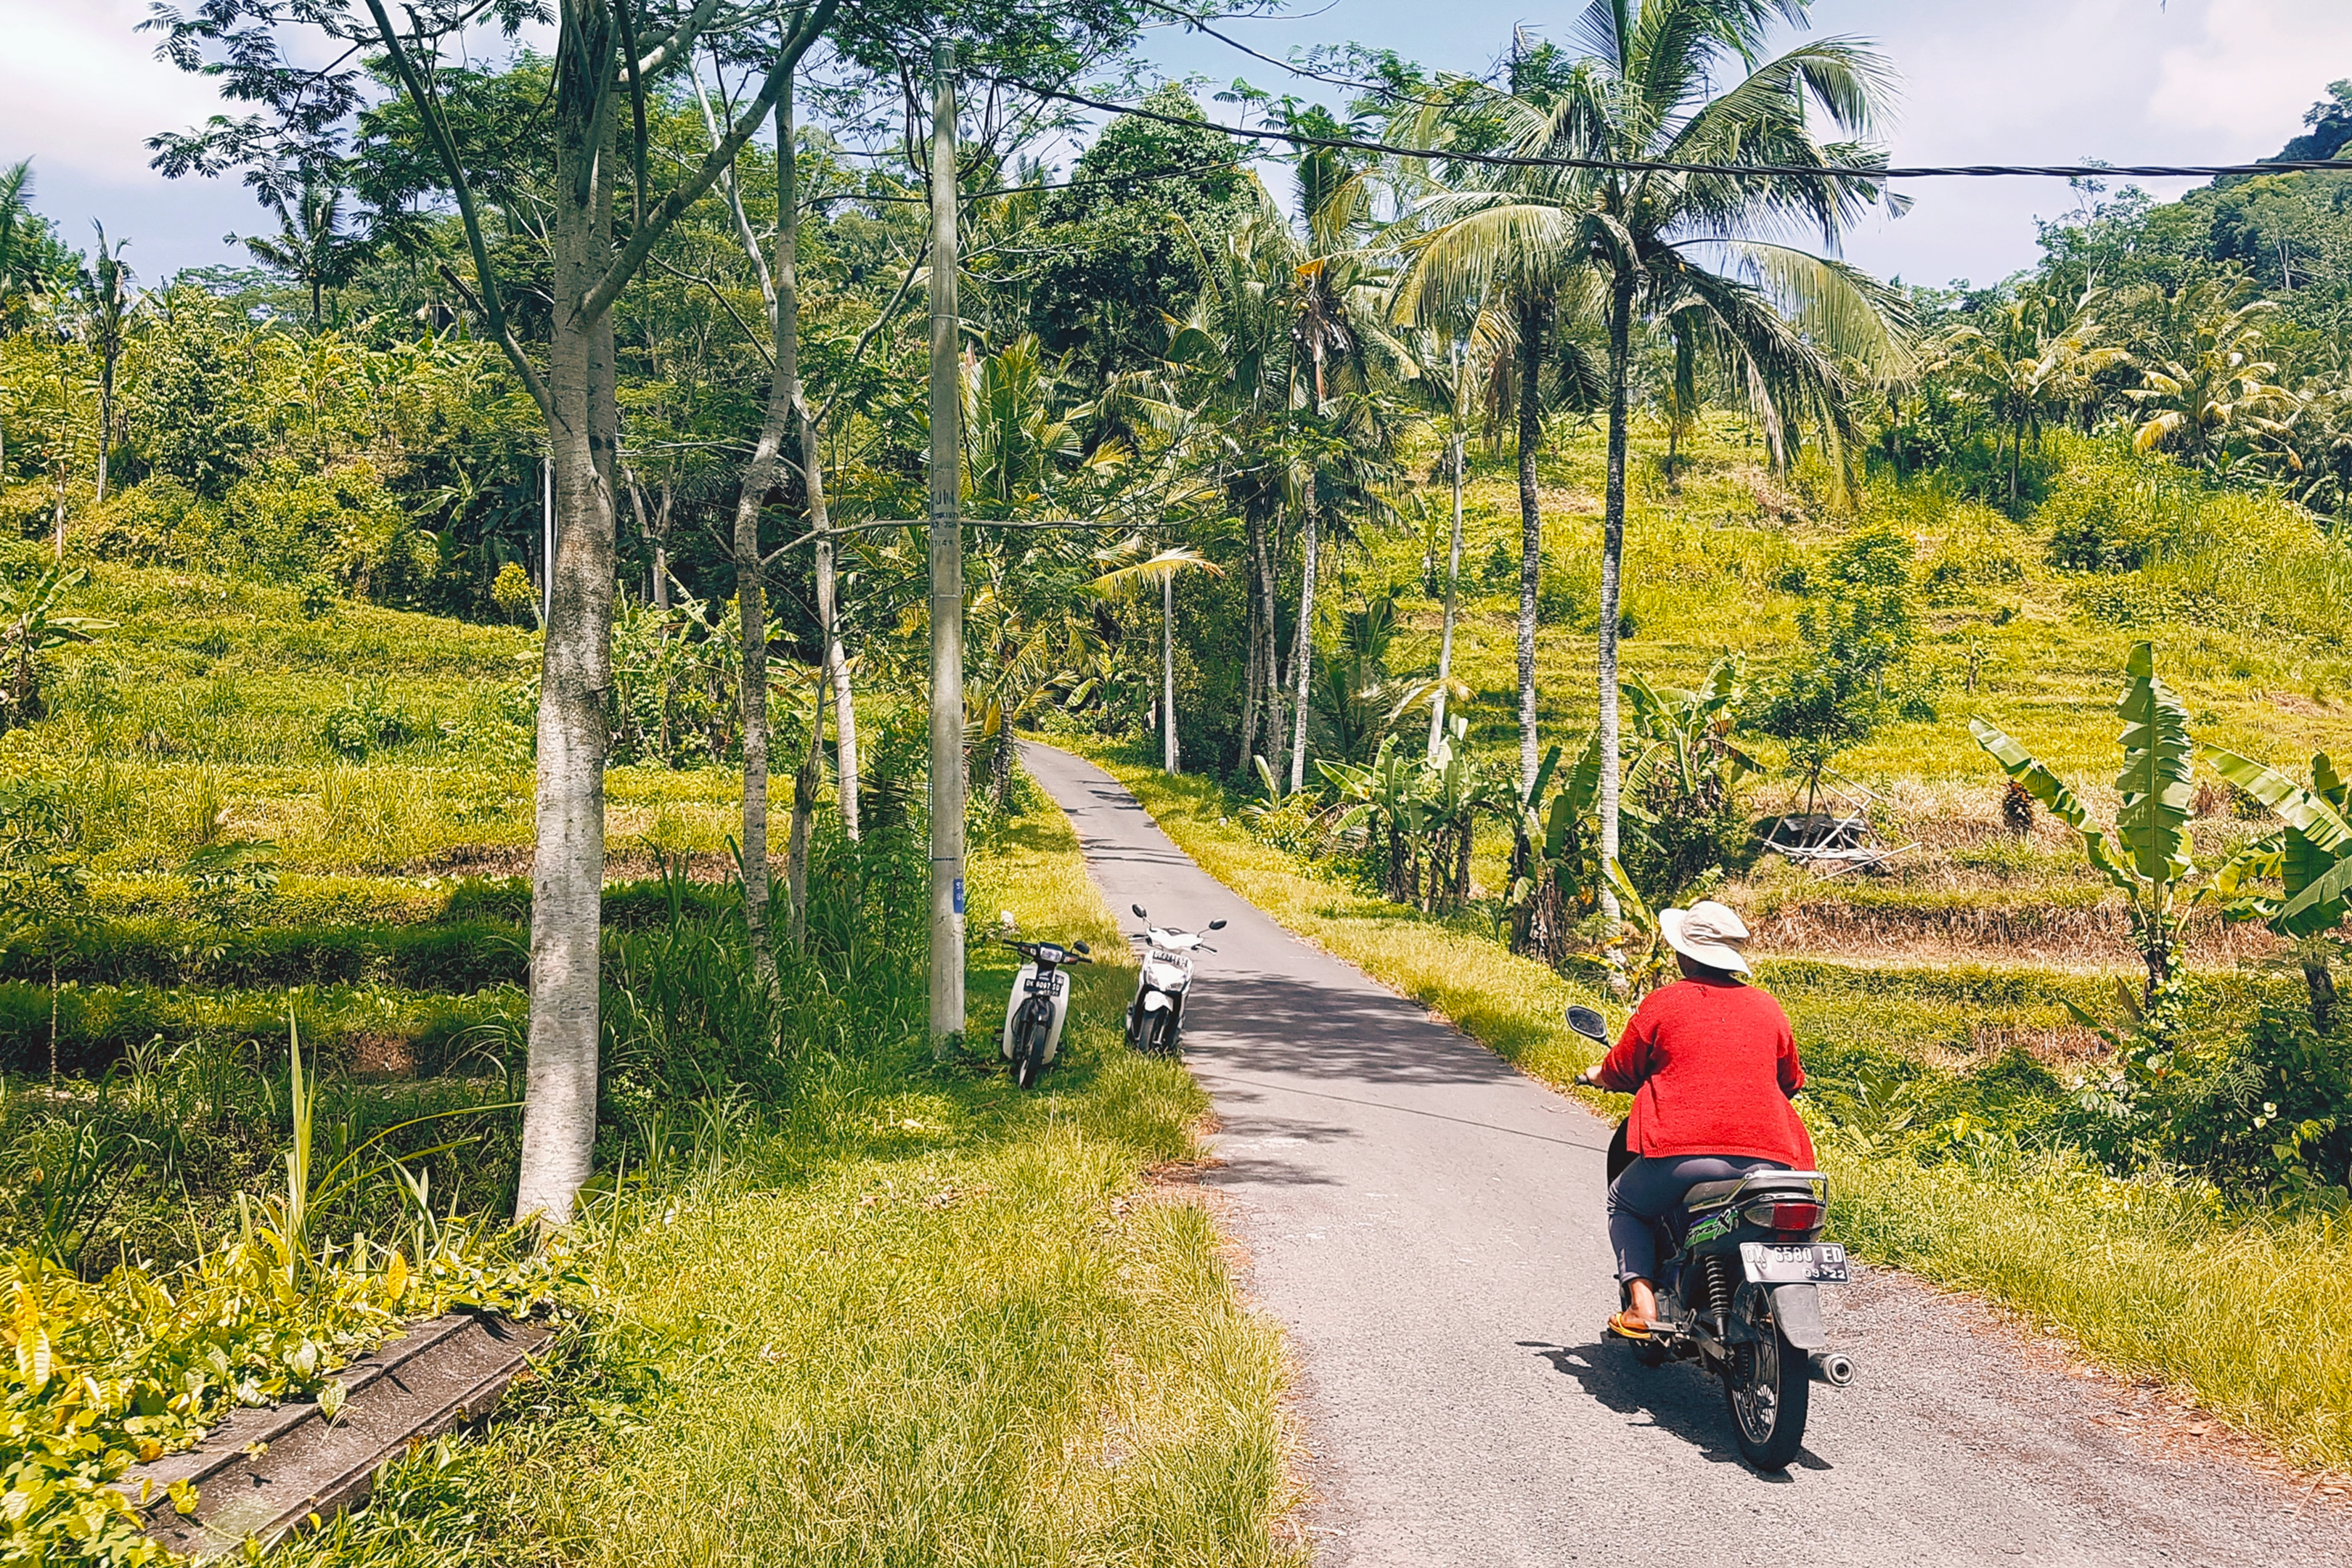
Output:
[{"xmin": 8, "ymin": 1, "xmax": 2352, "ymax": 1561}]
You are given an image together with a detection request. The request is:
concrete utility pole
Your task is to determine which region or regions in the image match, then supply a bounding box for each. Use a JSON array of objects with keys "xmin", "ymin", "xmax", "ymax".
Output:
[
  {"xmin": 927, "ymin": 41, "xmax": 966, "ymax": 1058},
  {"xmin": 1162, "ymin": 571, "xmax": 1179, "ymax": 773}
]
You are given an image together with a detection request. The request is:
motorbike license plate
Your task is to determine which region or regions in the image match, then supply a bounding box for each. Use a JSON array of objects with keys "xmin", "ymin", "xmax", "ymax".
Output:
[{"xmin": 1740, "ymin": 1241, "xmax": 1849, "ymax": 1284}]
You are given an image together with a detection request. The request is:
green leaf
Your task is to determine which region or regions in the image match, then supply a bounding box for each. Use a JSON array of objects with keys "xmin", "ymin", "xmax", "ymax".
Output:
[
  {"xmin": 1969, "ymin": 716, "xmax": 2133, "ymax": 891},
  {"xmin": 2113, "ymin": 642, "xmax": 2195, "ymax": 886},
  {"xmin": 2200, "ymin": 747, "xmax": 2352, "ymax": 852},
  {"xmin": 2279, "ymin": 853, "xmax": 2352, "ymax": 926},
  {"xmin": 2314, "ymin": 752, "xmax": 2346, "ymax": 812}
]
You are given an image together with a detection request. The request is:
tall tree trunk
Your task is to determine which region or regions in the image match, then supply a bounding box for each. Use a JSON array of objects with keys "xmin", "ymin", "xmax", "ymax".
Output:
[
  {"xmin": 1514, "ymin": 298, "xmax": 1547, "ymax": 794},
  {"xmin": 1287, "ymin": 502, "xmax": 1318, "ymax": 795},
  {"xmin": 1162, "ymin": 568, "xmax": 1179, "ymax": 772},
  {"xmin": 1257, "ymin": 509, "xmax": 1284, "ymax": 780},
  {"xmin": 513, "ymin": 102, "xmax": 621, "ymax": 1229},
  {"xmin": 1239, "ymin": 508, "xmax": 1263, "ymax": 772},
  {"xmin": 95, "ymin": 362, "xmax": 114, "ymax": 506},
  {"xmin": 1429, "ymin": 354, "xmax": 1466, "ymax": 760},
  {"xmin": 785, "ymin": 686, "xmax": 821, "ymax": 952},
  {"xmin": 1596, "ymin": 273, "xmax": 1634, "ymax": 926},
  {"xmin": 724, "ymin": 75, "xmax": 823, "ymax": 992},
  {"xmin": 765, "ymin": 76, "xmax": 859, "ymax": 844}
]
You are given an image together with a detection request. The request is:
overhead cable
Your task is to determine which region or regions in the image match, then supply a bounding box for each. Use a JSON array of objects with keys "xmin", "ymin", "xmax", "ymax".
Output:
[{"xmin": 1002, "ymin": 76, "xmax": 2352, "ymax": 181}]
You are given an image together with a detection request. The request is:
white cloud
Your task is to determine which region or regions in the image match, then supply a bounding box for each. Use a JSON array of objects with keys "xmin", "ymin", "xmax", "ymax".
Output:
[
  {"xmin": 0, "ymin": 0, "xmax": 234, "ymax": 185},
  {"xmin": 2149, "ymin": 0, "xmax": 2352, "ymax": 140}
]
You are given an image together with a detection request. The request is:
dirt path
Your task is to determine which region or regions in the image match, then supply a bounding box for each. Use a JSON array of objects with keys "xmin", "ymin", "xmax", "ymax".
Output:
[{"xmin": 1021, "ymin": 742, "xmax": 2347, "ymax": 1568}]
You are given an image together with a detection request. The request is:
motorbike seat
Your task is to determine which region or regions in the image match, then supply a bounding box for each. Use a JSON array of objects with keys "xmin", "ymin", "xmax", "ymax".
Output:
[
  {"xmin": 1681, "ymin": 1178, "xmax": 1747, "ymax": 1212},
  {"xmin": 1680, "ymin": 1169, "xmax": 1826, "ymax": 1214}
]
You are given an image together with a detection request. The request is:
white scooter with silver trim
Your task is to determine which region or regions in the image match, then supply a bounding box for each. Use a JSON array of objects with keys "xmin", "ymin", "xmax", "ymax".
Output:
[
  {"xmin": 997, "ymin": 910, "xmax": 1092, "ymax": 1088},
  {"xmin": 1125, "ymin": 903, "xmax": 1225, "ymax": 1056}
]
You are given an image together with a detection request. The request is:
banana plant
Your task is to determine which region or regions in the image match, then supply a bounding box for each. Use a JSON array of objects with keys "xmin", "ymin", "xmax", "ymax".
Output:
[
  {"xmin": 2201, "ymin": 747, "xmax": 2350, "ymax": 1029},
  {"xmin": 1970, "ymin": 641, "xmax": 2196, "ymax": 1005},
  {"xmin": 1321, "ymin": 735, "xmax": 1436, "ymax": 906},
  {"xmin": 1, "ymin": 566, "xmax": 113, "ymax": 735}
]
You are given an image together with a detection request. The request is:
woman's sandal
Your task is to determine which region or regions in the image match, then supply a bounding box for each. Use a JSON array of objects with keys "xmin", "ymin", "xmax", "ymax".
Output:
[{"xmin": 1604, "ymin": 1310, "xmax": 1654, "ymax": 1341}]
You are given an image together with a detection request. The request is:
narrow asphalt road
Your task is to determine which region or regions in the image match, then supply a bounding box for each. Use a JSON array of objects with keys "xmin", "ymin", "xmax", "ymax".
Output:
[{"xmin": 1021, "ymin": 743, "xmax": 2348, "ymax": 1568}]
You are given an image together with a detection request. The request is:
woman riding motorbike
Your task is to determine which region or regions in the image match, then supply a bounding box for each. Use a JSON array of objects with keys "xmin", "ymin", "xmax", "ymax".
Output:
[{"xmin": 1576, "ymin": 900, "xmax": 1813, "ymax": 1341}]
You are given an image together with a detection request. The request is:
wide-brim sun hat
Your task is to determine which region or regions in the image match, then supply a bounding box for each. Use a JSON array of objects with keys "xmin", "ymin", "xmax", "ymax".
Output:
[{"xmin": 1659, "ymin": 899, "xmax": 1752, "ymax": 976}]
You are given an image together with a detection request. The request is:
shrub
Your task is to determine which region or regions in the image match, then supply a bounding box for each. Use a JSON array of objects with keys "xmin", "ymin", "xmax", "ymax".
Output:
[{"xmin": 320, "ymin": 682, "xmax": 418, "ymax": 759}]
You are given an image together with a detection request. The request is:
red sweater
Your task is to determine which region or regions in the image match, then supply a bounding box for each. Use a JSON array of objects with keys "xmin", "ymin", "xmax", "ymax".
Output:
[{"xmin": 1593, "ymin": 978, "xmax": 1815, "ymax": 1168}]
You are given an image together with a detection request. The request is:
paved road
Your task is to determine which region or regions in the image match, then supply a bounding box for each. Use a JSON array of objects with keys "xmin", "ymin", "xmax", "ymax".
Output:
[{"xmin": 1021, "ymin": 743, "xmax": 2348, "ymax": 1568}]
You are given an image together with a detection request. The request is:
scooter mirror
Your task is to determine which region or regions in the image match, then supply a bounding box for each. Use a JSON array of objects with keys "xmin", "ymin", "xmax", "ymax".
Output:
[
  {"xmin": 1207, "ymin": 919, "xmax": 1228, "ymax": 931},
  {"xmin": 1131, "ymin": 903, "xmax": 1147, "ymax": 918},
  {"xmin": 1072, "ymin": 940, "xmax": 1090, "ymax": 955},
  {"xmin": 1565, "ymin": 1005, "xmax": 1609, "ymax": 1043}
]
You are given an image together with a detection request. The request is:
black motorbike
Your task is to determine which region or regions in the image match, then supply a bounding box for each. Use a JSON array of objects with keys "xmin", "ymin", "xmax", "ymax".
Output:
[{"xmin": 1570, "ymin": 1005, "xmax": 1855, "ymax": 1471}]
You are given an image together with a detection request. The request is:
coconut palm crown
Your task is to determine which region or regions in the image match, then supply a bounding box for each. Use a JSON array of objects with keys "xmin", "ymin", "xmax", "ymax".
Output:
[{"xmin": 1390, "ymin": 0, "xmax": 1914, "ymax": 920}]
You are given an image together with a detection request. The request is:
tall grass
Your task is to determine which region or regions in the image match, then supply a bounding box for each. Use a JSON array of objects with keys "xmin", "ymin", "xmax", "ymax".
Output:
[
  {"xmin": 1089, "ymin": 748, "xmax": 2352, "ymax": 1474},
  {"xmin": 271, "ymin": 792, "xmax": 1302, "ymax": 1568}
]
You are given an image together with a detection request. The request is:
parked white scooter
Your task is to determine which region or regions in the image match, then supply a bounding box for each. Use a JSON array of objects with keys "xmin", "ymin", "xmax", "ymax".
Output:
[
  {"xmin": 998, "ymin": 911, "xmax": 1092, "ymax": 1088},
  {"xmin": 1125, "ymin": 903, "xmax": 1225, "ymax": 1056}
]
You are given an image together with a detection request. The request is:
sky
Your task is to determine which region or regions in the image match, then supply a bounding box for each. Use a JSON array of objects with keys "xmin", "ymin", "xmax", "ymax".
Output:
[{"xmin": 3, "ymin": 0, "xmax": 2348, "ymax": 288}]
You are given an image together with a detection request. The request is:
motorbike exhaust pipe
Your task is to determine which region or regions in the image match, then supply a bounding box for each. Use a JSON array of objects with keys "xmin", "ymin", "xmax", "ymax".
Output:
[{"xmin": 1808, "ymin": 1351, "xmax": 1855, "ymax": 1387}]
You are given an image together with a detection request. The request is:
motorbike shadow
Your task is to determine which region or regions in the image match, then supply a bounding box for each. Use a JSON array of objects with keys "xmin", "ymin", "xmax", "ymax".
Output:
[{"xmin": 1519, "ymin": 1339, "xmax": 1834, "ymax": 1477}]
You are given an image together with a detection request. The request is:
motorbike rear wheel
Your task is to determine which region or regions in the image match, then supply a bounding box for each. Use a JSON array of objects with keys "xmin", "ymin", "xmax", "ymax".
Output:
[{"xmin": 1723, "ymin": 1322, "xmax": 1810, "ymax": 1471}]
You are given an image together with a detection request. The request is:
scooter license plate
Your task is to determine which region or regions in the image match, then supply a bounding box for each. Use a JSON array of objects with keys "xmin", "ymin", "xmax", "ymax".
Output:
[{"xmin": 1740, "ymin": 1241, "xmax": 1849, "ymax": 1284}]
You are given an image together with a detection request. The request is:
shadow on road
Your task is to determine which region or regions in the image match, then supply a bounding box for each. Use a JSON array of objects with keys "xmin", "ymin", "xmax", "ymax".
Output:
[{"xmin": 1522, "ymin": 1339, "xmax": 1834, "ymax": 1478}]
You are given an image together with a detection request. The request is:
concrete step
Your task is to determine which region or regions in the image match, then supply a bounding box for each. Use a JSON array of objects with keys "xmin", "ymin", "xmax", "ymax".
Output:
[{"xmin": 123, "ymin": 1312, "xmax": 550, "ymax": 1560}]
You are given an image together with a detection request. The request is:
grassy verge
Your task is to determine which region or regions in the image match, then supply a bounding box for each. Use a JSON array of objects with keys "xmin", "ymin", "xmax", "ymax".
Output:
[
  {"xmin": 1069, "ymin": 741, "xmax": 2352, "ymax": 1474},
  {"xmin": 288, "ymin": 789, "xmax": 1301, "ymax": 1568}
]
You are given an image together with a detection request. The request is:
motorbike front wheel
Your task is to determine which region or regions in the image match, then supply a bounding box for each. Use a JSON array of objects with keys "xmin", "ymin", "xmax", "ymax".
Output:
[
  {"xmin": 1010, "ymin": 1005, "xmax": 1049, "ymax": 1088},
  {"xmin": 1148, "ymin": 1007, "xmax": 1180, "ymax": 1057},
  {"xmin": 1723, "ymin": 1323, "xmax": 1810, "ymax": 1471}
]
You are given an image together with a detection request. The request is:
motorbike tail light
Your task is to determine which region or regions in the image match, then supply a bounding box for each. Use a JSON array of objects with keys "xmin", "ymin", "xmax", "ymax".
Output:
[{"xmin": 1747, "ymin": 1200, "xmax": 1824, "ymax": 1233}]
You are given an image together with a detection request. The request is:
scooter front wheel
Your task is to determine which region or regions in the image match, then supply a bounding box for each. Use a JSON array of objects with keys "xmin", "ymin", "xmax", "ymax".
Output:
[
  {"xmin": 1011, "ymin": 1007, "xmax": 1049, "ymax": 1089},
  {"xmin": 1148, "ymin": 1008, "xmax": 1181, "ymax": 1058}
]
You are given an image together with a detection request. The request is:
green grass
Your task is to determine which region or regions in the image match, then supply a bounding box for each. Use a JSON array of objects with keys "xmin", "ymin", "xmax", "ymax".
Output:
[
  {"xmin": 1349, "ymin": 417, "xmax": 2352, "ymax": 963},
  {"xmin": 280, "ymin": 791, "xmax": 1303, "ymax": 1568},
  {"xmin": 1080, "ymin": 744, "xmax": 2352, "ymax": 1476}
]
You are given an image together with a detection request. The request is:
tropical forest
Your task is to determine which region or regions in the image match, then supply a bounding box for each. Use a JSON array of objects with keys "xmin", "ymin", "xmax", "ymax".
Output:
[{"xmin": 3, "ymin": 1, "xmax": 2351, "ymax": 1562}]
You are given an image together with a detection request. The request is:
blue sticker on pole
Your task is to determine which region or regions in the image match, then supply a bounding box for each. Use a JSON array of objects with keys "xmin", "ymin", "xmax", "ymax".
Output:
[{"xmin": 953, "ymin": 877, "xmax": 965, "ymax": 915}]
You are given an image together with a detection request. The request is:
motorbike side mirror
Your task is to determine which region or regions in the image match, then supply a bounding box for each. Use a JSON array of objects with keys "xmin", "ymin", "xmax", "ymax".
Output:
[
  {"xmin": 1131, "ymin": 903, "xmax": 1147, "ymax": 918},
  {"xmin": 1565, "ymin": 1005, "xmax": 1609, "ymax": 1044},
  {"xmin": 1072, "ymin": 941, "xmax": 1090, "ymax": 955},
  {"xmin": 1207, "ymin": 919, "xmax": 1227, "ymax": 931}
]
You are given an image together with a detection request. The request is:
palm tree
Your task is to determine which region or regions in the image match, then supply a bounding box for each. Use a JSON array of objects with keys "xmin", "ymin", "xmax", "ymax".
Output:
[
  {"xmin": 1395, "ymin": 4, "xmax": 1908, "ymax": 915},
  {"xmin": 1172, "ymin": 168, "xmax": 1400, "ymax": 789},
  {"xmin": 1280, "ymin": 133, "xmax": 1405, "ymax": 793},
  {"xmin": 1392, "ymin": 47, "xmax": 1604, "ymax": 801},
  {"xmin": 77, "ymin": 224, "xmax": 138, "ymax": 506},
  {"xmin": 1931, "ymin": 283, "xmax": 2125, "ymax": 509},
  {"xmin": 239, "ymin": 171, "xmax": 368, "ymax": 326},
  {"xmin": 0, "ymin": 160, "xmax": 62, "ymax": 330},
  {"xmin": 1088, "ymin": 542, "xmax": 1224, "ymax": 772},
  {"xmin": 2125, "ymin": 274, "xmax": 2299, "ymax": 478}
]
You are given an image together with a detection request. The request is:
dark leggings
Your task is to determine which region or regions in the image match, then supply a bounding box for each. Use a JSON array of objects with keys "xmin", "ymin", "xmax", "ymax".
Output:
[{"xmin": 1606, "ymin": 1154, "xmax": 1784, "ymax": 1283}]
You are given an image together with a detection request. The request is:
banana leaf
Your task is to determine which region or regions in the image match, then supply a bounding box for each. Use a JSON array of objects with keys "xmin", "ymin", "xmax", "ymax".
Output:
[
  {"xmin": 2112, "ymin": 642, "xmax": 2194, "ymax": 886},
  {"xmin": 1969, "ymin": 716, "xmax": 2134, "ymax": 893},
  {"xmin": 2201, "ymin": 747, "xmax": 2352, "ymax": 852}
]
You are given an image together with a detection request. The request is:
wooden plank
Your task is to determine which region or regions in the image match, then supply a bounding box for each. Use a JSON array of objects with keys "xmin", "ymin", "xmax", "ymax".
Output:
[{"xmin": 123, "ymin": 1313, "xmax": 548, "ymax": 1560}]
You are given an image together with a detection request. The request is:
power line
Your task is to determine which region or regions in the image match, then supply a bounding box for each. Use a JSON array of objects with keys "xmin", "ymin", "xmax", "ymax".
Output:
[
  {"xmin": 820, "ymin": 153, "xmax": 1252, "ymax": 205},
  {"xmin": 1003, "ymin": 75, "xmax": 2352, "ymax": 182}
]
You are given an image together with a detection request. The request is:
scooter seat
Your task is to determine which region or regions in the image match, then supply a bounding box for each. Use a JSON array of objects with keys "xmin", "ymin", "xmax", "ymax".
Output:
[
  {"xmin": 1681, "ymin": 1170, "xmax": 1825, "ymax": 1214},
  {"xmin": 1681, "ymin": 1178, "xmax": 1747, "ymax": 1212}
]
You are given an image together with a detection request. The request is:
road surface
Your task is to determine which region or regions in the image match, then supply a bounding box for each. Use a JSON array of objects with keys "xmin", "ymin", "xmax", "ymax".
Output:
[{"xmin": 1021, "ymin": 742, "xmax": 2347, "ymax": 1568}]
